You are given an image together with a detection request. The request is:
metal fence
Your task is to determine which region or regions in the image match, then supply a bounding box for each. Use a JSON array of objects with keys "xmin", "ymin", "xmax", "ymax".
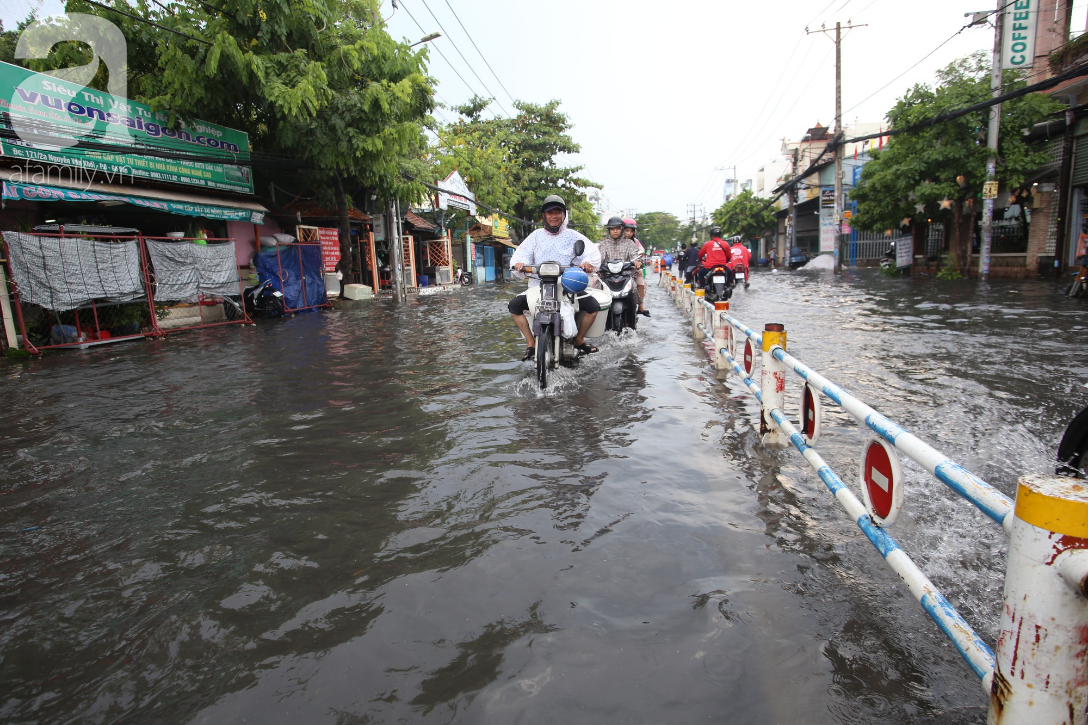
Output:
[{"xmin": 1, "ymin": 231, "xmax": 259, "ymax": 354}]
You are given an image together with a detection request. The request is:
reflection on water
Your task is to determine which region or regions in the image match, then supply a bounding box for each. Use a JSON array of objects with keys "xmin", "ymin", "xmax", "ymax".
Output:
[{"xmin": 1, "ymin": 271, "xmax": 1082, "ymax": 723}]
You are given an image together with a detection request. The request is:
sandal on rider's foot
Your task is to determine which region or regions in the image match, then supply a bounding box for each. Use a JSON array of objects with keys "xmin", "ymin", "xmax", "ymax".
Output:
[
  {"xmin": 638, "ymin": 309, "xmax": 651, "ymax": 317},
  {"xmin": 521, "ymin": 346, "xmax": 535, "ymax": 361},
  {"xmin": 574, "ymin": 342, "xmax": 599, "ymax": 355}
]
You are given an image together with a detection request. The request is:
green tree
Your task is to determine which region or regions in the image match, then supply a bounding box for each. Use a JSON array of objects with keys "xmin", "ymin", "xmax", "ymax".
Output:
[
  {"xmin": 431, "ymin": 98, "xmax": 600, "ymax": 240},
  {"xmin": 8, "ymin": 0, "xmax": 435, "ymax": 261},
  {"xmin": 851, "ymin": 52, "xmax": 1060, "ymax": 276},
  {"xmin": 634, "ymin": 212, "xmax": 680, "ymax": 251},
  {"xmin": 712, "ymin": 189, "xmax": 777, "ymax": 241}
]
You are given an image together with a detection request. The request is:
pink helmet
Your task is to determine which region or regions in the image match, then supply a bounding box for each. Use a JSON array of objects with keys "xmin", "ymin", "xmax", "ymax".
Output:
[{"xmin": 623, "ymin": 217, "xmax": 637, "ymax": 229}]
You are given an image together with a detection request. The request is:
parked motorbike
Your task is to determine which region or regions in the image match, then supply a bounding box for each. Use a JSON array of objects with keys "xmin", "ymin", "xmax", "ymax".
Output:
[
  {"xmin": 456, "ymin": 267, "xmax": 474, "ymax": 286},
  {"xmin": 519, "ymin": 241, "xmax": 611, "ymax": 389},
  {"xmin": 702, "ymin": 264, "xmax": 734, "ymax": 303},
  {"xmin": 238, "ymin": 280, "xmax": 286, "ymax": 318},
  {"xmin": 1058, "ymin": 383, "xmax": 1088, "ymax": 478},
  {"xmin": 598, "ymin": 259, "xmax": 639, "ymax": 334},
  {"xmin": 879, "ymin": 241, "xmax": 897, "ymax": 271}
]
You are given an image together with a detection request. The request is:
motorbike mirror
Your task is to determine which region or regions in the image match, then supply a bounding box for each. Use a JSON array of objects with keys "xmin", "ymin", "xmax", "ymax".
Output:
[{"xmin": 574, "ymin": 239, "xmax": 585, "ymax": 257}]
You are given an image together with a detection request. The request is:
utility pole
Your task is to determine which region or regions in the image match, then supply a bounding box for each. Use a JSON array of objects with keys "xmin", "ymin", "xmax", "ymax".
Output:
[
  {"xmin": 808, "ymin": 20, "xmax": 866, "ymax": 274},
  {"xmin": 980, "ymin": 3, "xmax": 1004, "ymax": 281},
  {"xmin": 389, "ymin": 200, "xmax": 406, "ymax": 302},
  {"xmin": 788, "ymin": 147, "xmax": 798, "ymax": 258}
]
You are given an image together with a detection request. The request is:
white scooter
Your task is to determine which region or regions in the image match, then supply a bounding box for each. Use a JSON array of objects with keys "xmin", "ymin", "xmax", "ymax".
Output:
[{"xmin": 519, "ymin": 245, "xmax": 611, "ymax": 389}]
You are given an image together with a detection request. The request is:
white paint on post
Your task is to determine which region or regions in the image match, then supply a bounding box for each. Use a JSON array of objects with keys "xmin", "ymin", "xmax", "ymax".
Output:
[{"xmin": 989, "ymin": 475, "xmax": 1088, "ymax": 724}]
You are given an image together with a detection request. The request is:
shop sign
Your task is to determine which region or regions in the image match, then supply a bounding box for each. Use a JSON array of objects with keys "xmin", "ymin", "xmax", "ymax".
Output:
[
  {"xmin": 1002, "ymin": 0, "xmax": 1036, "ymax": 70},
  {"xmin": 896, "ymin": 238, "xmax": 913, "ymax": 268},
  {"xmin": 318, "ymin": 227, "xmax": 340, "ymax": 271},
  {"xmin": 982, "ymin": 180, "xmax": 999, "ymax": 200},
  {"xmin": 2, "ymin": 179, "xmax": 263, "ymax": 222},
  {"xmin": 436, "ymin": 170, "xmax": 476, "ymax": 215},
  {"xmin": 489, "ymin": 214, "xmax": 509, "ymax": 238},
  {"xmin": 820, "ymin": 187, "xmax": 835, "ymax": 209},
  {"xmin": 1, "ymin": 60, "xmax": 253, "ymax": 193},
  {"xmin": 820, "ymin": 214, "xmax": 837, "ymax": 253}
]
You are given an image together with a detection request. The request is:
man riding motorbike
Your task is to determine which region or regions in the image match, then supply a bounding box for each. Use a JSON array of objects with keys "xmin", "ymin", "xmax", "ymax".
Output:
[
  {"xmin": 729, "ymin": 237, "xmax": 752, "ymax": 287},
  {"xmin": 622, "ymin": 218, "xmax": 650, "ymax": 317},
  {"xmin": 696, "ymin": 225, "xmax": 733, "ymax": 288},
  {"xmin": 509, "ymin": 195, "xmax": 602, "ymax": 359}
]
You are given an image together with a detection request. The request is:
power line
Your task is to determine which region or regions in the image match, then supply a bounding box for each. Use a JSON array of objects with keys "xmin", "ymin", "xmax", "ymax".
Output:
[
  {"xmin": 440, "ymin": 0, "xmax": 517, "ymax": 107},
  {"xmin": 413, "ymin": 0, "xmax": 511, "ymax": 118},
  {"xmin": 399, "ymin": 0, "xmax": 484, "ymax": 105},
  {"xmin": 80, "ymin": 0, "xmax": 212, "ymax": 45}
]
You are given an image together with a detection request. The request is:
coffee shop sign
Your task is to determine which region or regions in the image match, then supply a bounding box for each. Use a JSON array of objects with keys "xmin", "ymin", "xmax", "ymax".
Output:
[{"xmin": 436, "ymin": 170, "xmax": 477, "ymax": 216}]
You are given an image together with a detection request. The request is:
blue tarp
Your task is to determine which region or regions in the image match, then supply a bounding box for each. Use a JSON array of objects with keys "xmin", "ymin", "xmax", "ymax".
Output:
[{"xmin": 255, "ymin": 245, "xmax": 327, "ymax": 311}]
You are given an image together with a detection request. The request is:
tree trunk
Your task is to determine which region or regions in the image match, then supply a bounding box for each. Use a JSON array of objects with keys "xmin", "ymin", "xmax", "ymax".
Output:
[
  {"xmin": 333, "ymin": 172, "xmax": 352, "ymax": 277},
  {"xmin": 953, "ymin": 201, "xmax": 974, "ymax": 277}
]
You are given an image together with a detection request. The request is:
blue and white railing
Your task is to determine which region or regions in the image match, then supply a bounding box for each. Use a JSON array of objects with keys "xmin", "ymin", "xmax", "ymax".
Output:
[{"xmin": 657, "ymin": 268, "xmax": 1088, "ymax": 724}]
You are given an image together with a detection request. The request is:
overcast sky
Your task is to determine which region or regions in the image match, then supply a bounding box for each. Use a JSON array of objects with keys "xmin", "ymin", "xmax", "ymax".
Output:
[{"xmin": 5, "ymin": 0, "xmax": 1087, "ymax": 220}]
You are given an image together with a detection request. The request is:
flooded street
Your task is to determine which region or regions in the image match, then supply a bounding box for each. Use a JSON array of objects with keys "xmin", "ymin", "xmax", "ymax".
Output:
[{"xmin": 2, "ymin": 269, "xmax": 1085, "ymax": 724}]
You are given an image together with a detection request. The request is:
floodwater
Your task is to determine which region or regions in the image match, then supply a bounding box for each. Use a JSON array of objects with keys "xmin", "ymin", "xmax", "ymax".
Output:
[{"xmin": 1, "ymin": 268, "xmax": 1085, "ymax": 724}]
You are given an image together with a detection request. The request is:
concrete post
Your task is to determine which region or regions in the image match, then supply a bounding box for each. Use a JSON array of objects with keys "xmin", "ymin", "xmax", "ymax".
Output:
[
  {"xmin": 989, "ymin": 474, "xmax": 1088, "ymax": 724},
  {"xmin": 693, "ymin": 290, "xmax": 705, "ymax": 340},
  {"xmin": 760, "ymin": 322, "xmax": 789, "ymax": 447},
  {"xmin": 712, "ymin": 301, "xmax": 729, "ymax": 370}
]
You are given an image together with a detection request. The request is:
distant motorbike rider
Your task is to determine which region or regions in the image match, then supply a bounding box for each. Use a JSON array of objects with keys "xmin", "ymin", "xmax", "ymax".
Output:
[
  {"xmin": 696, "ymin": 226, "xmax": 733, "ymax": 287},
  {"xmin": 622, "ymin": 218, "xmax": 650, "ymax": 317},
  {"xmin": 509, "ymin": 195, "xmax": 603, "ymax": 359},
  {"xmin": 729, "ymin": 237, "xmax": 753, "ymax": 285},
  {"xmin": 682, "ymin": 242, "xmax": 700, "ymax": 284}
]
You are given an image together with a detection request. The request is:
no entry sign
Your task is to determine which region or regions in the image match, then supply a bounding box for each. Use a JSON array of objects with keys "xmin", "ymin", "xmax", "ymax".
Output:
[
  {"xmin": 743, "ymin": 338, "xmax": 755, "ymax": 377},
  {"xmin": 860, "ymin": 437, "xmax": 903, "ymax": 526},
  {"xmin": 800, "ymin": 382, "xmax": 822, "ymax": 444}
]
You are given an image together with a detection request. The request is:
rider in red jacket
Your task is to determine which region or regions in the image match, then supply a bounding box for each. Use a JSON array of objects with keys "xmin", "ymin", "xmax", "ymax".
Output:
[
  {"xmin": 728, "ymin": 238, "xmax": 752, "ymax": 285},
  {"xmin": 697, "ymin": 226, "xmax": 732, "ymax": 286}
]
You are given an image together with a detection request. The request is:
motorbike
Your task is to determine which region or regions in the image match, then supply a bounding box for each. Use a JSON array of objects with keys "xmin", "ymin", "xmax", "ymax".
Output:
[
  {"xmin": 880, "ymin": 241, "xmax": 897, "ymax": 271},
  {"xmin": 598, "ymin": 259, "xmax": 639, "ymax": 334},
  {"xmin": 456, "ymin": 267, "xmax": 474, "ymax": 286},
  {"xmin": 1058, "ymin": 383, "xmax": 1088, "ymax": 478},
  {"xmin": 229, "ymin": 280, "xmax": 286, "ymax": 318},
  {"xmin": 702, "ymin": 264, "xmax": 734, "ymax": 303},
  {"xmin": 519, "ymin": 241, "xmax": 611, "ymax": 389}
]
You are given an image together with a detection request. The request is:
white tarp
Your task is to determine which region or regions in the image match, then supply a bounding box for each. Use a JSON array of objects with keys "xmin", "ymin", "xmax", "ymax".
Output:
[
  {"xmin": 2, "ymin": 231, "xmax": 144, "ymax": 311},
  {"xmin": 146, "ymin": 240, "xmax": 239, "ymax": 301}
]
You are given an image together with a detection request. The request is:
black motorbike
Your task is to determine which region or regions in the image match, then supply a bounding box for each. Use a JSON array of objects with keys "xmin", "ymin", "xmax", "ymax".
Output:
[
  {"xmin": 702, "ymin": 264, "xmax": 734, "ymax": 303},
  {"xmin": 226, "ymin": 280, "xmax": 286, "ymax": 319},
  {"xmin": 598, "ymin": 259, "xmax": 638, "ymax": 334},
  {"xmin": 879, "ymin": 241, "xmax": 896, "ymax": 271},
  {"xmin": 1058, "ymin": 391, "xmax": 1088, "ymax": 478}
]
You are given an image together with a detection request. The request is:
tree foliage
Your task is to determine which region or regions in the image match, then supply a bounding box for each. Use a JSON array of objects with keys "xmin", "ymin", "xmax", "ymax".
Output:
[
  {"xmin": 3, "ymin": 1, "xmax": 435, "ymax": 257},
  {"xmin": 712, "ymin": 189, "xmax": 777, "ymax": 241},
  {"xmin": 431, "ymin": 98, "xmax": 600, "ymax": 239},
  {"xmin": 634, "ymin": 211, "xmax": 681, "ymax": 251},
  {"xmin": 851, "ymin": 52, "xmax": 1061, "ymax": 275}
]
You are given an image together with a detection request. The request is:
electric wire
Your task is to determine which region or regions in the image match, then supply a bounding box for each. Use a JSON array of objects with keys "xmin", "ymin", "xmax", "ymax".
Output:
[
  {"xmin": 78, "ymin": 0, "xmax": 212, "ymax": 45},
  {"xmin": 399, "ymin": 0, "xmax": 484, "ymax": 105},
  {"xmin": 441, "ymin": 0, "xmax": 517, "ymax": 107}
]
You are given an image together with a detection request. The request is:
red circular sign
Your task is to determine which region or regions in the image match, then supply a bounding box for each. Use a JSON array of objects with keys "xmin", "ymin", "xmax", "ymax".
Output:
[
  {"xmin": 743, "ymin": 338, "xmax": 755, "ymax": 376},
  {"xmin": 802, "ymin": 386, "xmax": 816, "ymax": 438},
  {"xmin": 863, "ymin": 439, "xmax": 897, "ymax": 521}
]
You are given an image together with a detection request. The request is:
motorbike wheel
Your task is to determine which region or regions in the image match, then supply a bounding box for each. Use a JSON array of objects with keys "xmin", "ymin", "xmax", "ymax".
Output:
[
  {"xmin": 460, "ymin": 274, "xmax": 473, "ymax": 286},
  {"xmin": 1057, "ymin": 405, "xmax": 1088, "ymax": 477},
  {"xmin": 612, "ymin": 312, "xmax": 623, "ymax": 335},
  {"xmin": 536, "ymin": 327, "xmax": 553, "ymax": 389},
  {"xmin": 268, "ymin": 296, "xmax": 286, "ymax": 318}
]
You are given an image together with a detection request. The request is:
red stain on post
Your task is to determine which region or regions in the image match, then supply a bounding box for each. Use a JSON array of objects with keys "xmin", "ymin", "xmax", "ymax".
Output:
[{"xmin": 774, "ymin": 371, "xmax": 786, "ymax": 393}]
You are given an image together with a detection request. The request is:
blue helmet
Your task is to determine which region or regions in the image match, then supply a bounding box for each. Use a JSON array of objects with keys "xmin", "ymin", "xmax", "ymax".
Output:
[{"xmin": 561, "ymin": 267, "xmax": 589, "ymax": 294}]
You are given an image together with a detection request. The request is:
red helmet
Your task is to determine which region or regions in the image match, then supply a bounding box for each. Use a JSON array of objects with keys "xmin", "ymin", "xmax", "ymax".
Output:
[{"xmin": 623, "ymin": 218, "xmax": 637, "ymax": 229}]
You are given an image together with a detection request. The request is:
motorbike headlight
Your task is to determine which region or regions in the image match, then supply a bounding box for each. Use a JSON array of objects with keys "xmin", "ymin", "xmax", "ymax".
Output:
[
  {"xmin": 538, "ymin": 262, "xmax": 561, "ymax": 277},
  {"xmin": 607, "ymin": 261, "xmax": 623, "ymax": 274}
]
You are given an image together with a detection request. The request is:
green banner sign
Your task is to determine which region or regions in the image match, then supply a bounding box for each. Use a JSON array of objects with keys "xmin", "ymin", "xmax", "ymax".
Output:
[
  {"xmin": 2, "ymin": 180, "xmax": 265, "ymax": 223},
  {"xmin": 0, "ymin": 60, "xmax": 253, "ymax": 193}
]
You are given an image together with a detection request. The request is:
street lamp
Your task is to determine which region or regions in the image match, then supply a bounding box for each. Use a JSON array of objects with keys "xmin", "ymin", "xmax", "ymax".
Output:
[{"xmin": 410, "ymin": 32, "xmax": 441, "ymax": 47}]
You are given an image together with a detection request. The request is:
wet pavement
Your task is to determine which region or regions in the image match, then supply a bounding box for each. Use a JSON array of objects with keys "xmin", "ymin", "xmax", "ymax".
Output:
[{"xmin": 1, "ymin": 268, "xmax": 1085, "ymax": 723}]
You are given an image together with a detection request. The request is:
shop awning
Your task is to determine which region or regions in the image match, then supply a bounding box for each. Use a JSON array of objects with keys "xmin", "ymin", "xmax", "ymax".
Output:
[{"xmin": 0, "ymin": 170, "xmax": 267, "ymax": 223}]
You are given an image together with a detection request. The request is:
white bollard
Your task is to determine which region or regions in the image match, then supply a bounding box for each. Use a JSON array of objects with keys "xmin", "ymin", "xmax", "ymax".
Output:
[
  {"xmin": 760, "ymin": 322, "xmax": 789, "ymax": 447},
  {"xmin": 989, "ymin": 474, "xmax": 1088, "ymax": 724},
  {"xmin": 712, "ymin": 302, "xmax": 729, "ymax": 370}
]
